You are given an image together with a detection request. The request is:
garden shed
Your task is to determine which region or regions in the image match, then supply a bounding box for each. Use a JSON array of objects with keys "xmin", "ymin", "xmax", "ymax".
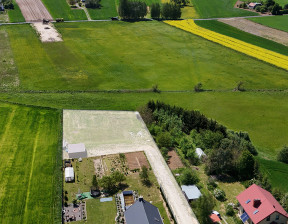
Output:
[
  {"xmin": 65, "ymin": 167, "xmax": 74, "ymax": 182},
  {"xmin": 181, "ymin": 185, "xmax": 201, "ymax": 202},
  {"xmin": 67, "ymin": 143, "xmax": 87, "ymax": 159}
]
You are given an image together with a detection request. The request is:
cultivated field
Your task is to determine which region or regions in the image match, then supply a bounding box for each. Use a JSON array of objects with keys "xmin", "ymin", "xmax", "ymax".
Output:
[
  {"xmin": 219, "ymin": 18, "xmax": 288, "ymax": 46},
  {"xmin": 0, "ymin": 103, "xmax": 61, "ymax": 223},
  {"xmin": 3, "ymin": 22, "xmax": 288, "ymax": 91},
  {"xmin": 165, "ymin": 19, "xmax": 288, "ymax": 70},
  {"xmin": 16, "ymin": 0, "xmax": 53, "ymax": 21},
  {"xmin": 125, "ymin": 151, "xmax": 150, "ymax": 170},
  {"xmin": 249, "ymin": 16, "xmax": 288, "ymax": 33},
  {"xmin": 168, "ymin": 150, "xmax": 184, "ymax": 170}
]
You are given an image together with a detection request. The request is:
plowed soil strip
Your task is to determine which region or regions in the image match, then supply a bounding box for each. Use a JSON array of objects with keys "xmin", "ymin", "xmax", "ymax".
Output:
[{"xmin": 16, "ymin": 0, "xmax": 53, "ymax": 22}]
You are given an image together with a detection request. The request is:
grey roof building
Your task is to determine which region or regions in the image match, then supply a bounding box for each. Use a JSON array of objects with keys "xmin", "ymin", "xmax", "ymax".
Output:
[
  {"xmin": 181, "ymin": 185, "xmax": 202, "ymax": 201},
  {"xmin": 67, "ymin": 143, "xmax": 87, "ymax": 159},
  {"xmin": 124, "ymin": 197, "xmax": 164, "ymax": 224}
]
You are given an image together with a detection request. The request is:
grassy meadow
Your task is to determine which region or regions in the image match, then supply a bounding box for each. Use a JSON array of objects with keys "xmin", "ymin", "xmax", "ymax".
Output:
[
  {"xmin": 191, "ymin": 0, "xmax": 257, "ymax": 18},
  {"xmin": 7, "ymin": 0, "xmax": 25, "ymax": 22},
  {"xmin": 249, "ymin": 15, "xmax": 288, "ymax": 32},
  {"xmin": 41, "ymin": 0, "xmax": 87, "ymax": 20},
  {"xmin": 0, "ymin": 103, "xmax": 62, "ymax": 223},
  {"xmin": 87, "ymin": 0, "xmax": 118, "ymax": 20},
  {"xmin": 195, "ymin": 20, "xmax": 288, "ymax": 56},
  {"xmin": 3, "ymin": 22, "xmax": 288, "ymax": 91}
]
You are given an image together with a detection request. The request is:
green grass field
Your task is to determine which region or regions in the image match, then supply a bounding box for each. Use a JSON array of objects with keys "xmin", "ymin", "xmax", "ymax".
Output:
[
  {"xmin": 256, "ymin": 157, "xmax": 288, "ymax": 192},
  {"xmin": 0, "ymin": 103, "xmax": 61, "ymax": 223},
  {"xmin": 191, "ymin": 0, "xmax": 257, "ymax": 18},
  {"xmin": 7, "ymin": 0, "xmax": 25, "ymax": 22},
  {"xmin": 3, "ymin": 22, "xmax": 288, "ymax": 91},
  {"xmin": 195, "ymin": 20, "xmax": 288, "ymax": 56},
  {"xmin": 87, "ymin": 0, "xmax": 118, "ymax": 20},
  {"xmin": 249, "ymin": 15, "xmax": 288, "ymax": 33},
  {"xmin": 41, "ymin": 0, "xmax": 87, "ymax": 20}
]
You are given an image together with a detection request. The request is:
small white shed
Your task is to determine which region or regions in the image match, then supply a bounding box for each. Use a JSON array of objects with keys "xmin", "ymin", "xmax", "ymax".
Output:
[
  {"xmin": 181, "ymin": 185, "xmax": 202, "ymax": 201},
  {"xmin": 65, "ymin": 167, "xmax": 74, "ymax": 182},
  {"xmin": 195, "ymin": 148, "xmax": 206, "ymax": 159},
  {"xmin": 67, "ymin": 143, "xmax": 87, "ymax": 159}
]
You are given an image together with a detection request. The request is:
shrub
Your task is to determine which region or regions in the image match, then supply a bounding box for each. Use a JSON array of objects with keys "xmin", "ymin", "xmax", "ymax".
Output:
[
  {"xmin": 277, "ymin": 145, "xmax": 288, "ymax": 164},
  {"xmin": 213, "ymin": 188, "xmax": 226, "ymax": 201},
  {"xmin": 207, "ymin": 176, "xmax": 217, "ymax": 190},
  {"xmin": 226, "ymin": 204, "xmax": 235, "ymax": 216},
  {"xmin": 150, "ymin": 3, "xmax": 161, "ymax": 19},
  {"xmin": 180, "ymin": 168, "xmax": 199, "ymax": 185},
  {"xmin": 255, "ymin": 5, "xmax": 261, "ymax": 12},
  {"xmin": 156, "ymin": 132, "xmax": 173, "ymax": 148},
  {"xmin": 86, "ymin": 0, "xmax": 101, "ymax": 8},
  {"xmin": 161, "ymin": 2, "xmax": 181, "ymax": 19}
]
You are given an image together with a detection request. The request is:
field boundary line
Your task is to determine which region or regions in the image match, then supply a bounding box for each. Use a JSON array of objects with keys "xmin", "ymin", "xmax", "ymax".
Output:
[{"xmin": 23, "ymin": 117, "xmax": 42, "ymax": 223}]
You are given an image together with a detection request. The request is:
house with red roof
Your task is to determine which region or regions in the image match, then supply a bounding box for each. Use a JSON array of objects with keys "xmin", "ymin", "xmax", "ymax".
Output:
[{"xmin": 236, "ymin": 184, "xmax": 288, "ymax": 224}]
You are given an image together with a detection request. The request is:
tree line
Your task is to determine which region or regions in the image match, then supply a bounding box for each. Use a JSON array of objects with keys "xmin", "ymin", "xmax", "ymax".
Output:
[{"xmin": 118, "ymin": 0, "xmax": 182, "ymax": 20}]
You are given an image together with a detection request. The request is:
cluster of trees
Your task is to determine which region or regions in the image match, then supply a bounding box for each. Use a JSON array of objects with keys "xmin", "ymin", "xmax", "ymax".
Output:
[
  {"xmin": 85, "ymin": 0, "xmax": 101, "ymax": 8},
  {"xmin": 99, "ymin": 171, "xmax": 126, "ymax": 194},
  {"xmin": 118, "ymin": 0, "xmax": 148, "ymax": 19},
  {"xmin": 2, "ymin": 0, "xmax": 14, "ymax": 9}
]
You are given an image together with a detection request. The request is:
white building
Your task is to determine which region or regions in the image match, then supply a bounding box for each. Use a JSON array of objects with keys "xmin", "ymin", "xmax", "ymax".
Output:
[
  {"xmin": 67, "ymin": 143, "xmax": 87, "ymax": 159},
  {"xmin": 195, "ymin": 148, "xmax": 206, "ymax": 159},
  {"xmin": 65, "ymin": 167, "xmax": 74, "ymax": 182}
]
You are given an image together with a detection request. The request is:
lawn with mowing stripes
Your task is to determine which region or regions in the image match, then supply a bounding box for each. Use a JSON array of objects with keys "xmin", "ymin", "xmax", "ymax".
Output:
[
  {"xmin": 0, "ymin": 103, "xmax": 61, "ymax": 223},
  {"xmin": 249, "ymin": 15, "xmax": 288, "ymax": 33},
  {"xmin": 3, "ymin": 22, "xmax": 288, "ymax": 91},
  {"xmin": 41, "ymin": 0, "xmax": 87, "ymax": 20},
  {"xmin": 256, "ymin": 157, "xmax": 288, "ymax": 192},
  {"xmin": 191, "ymin": 0, "xmax": 257, "ymax": 18},
  {"xmin": 195, "ymin": 20, "xmax": 288, "ymax": 56}
]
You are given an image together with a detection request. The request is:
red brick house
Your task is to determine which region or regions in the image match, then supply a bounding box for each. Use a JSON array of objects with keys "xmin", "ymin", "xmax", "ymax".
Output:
[{"xmin": 237, "ymin": 184, "xmax": 288, "ymax": 224}]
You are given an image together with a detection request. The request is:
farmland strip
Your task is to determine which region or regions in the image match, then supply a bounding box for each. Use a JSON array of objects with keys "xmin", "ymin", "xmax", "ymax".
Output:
[{"xmin": 165, "ymin": 19, "xmax": 288, "ymax": 71}]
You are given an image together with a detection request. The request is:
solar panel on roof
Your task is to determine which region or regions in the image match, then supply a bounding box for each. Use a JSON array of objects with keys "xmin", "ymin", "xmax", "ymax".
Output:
[
  {"xmin": 253, "ymin": 210, "xmax": 259, "ymax": 215},
  {"xmin": 245, "ymin": 199, "xmax": 251, "ymax": 204},
  {"xmin": 240, "ymin": 212, "xmax": 249, "ymax": 223}
]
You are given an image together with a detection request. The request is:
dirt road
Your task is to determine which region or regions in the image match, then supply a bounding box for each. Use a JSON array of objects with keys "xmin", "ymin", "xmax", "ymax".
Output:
[{"xmin": 16, "ymin": 0, "xmax": 53, "ymax": 22}]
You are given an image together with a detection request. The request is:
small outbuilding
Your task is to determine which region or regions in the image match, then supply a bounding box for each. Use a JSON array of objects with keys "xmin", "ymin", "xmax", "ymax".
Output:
[
  {"xmin": 65, "ymin": 167, "xmax": 74, "ymax": 182},
  {"xmin": 248, "ymin": 2, "xmax": 262, "ymax": 9},
  {"xmin": 195, "ymin": 148, "xmax": 206, "ymax": 159},
  {"xmin": 67, "ymin": 143, "xmax": 87, "ymax": 159},
  {"xmin": 181, "ymin": 185, "xmax": 202, "ymax": 202}
]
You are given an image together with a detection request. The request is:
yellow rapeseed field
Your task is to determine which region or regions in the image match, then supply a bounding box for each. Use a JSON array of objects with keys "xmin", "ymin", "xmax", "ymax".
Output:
[{"xmin": 164, "ymin": 19, "xmax": 288, "ymax": 70}]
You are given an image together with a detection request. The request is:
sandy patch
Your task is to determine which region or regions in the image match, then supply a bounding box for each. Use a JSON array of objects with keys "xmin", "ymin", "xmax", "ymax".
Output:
[
  {"xmin": 32, "ymin": 22, "xmax": 62, "ymax": 42},
  {"xmin": 219, "ymin": 18, "xmax": 288, "ymax": 46}
]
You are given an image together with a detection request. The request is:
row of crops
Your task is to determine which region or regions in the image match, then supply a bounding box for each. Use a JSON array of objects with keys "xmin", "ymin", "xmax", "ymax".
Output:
[{"xmin": 164, "ymin": 19, "xmax": 288, "ymax": 71}]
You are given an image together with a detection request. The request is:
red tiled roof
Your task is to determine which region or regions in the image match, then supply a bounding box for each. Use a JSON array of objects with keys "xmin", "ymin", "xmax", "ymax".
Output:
[
  {"xmin": 210, "ymin": 214, "xmax": 220, "ymax": 223},
  {"xmin": 236, "ymin": 184, "xmax": 288, "ymax": 224}
]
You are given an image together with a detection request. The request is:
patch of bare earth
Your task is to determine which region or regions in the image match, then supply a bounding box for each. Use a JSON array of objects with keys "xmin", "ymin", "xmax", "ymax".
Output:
[
  {"xmin": 218, "ymin": 18, "xmax": 288, "ymax": 46},
  {"xmin": 31, "ymin": 22, "xmax": 62, "ymax": 42},
  {"xmin": 168, "ymin": 150, "xmax": 184, "ymax": 170},
  {"xmin": 125, "ymin": 151, "xmax": 150, "ymax": 170}
]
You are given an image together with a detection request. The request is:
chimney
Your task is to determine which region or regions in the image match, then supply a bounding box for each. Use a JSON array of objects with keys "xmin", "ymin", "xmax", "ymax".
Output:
[
  {"xmin": 139, "ymin": 196, "xmax": 144, "ymax": 202},
  {"xmin": 253, "ymin": 199, "xmax": 261, "ymax": 208}
]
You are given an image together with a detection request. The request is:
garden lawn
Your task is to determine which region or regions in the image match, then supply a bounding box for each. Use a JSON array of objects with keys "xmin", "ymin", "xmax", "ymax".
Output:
[
  {"xmin": 191, "ymin": 0, "xmax": 257, "ymax": 18},
  {"xmin": 7, "ymin": 0, "xmax": 25, "ymax": 22},
  {"xmin": 3, "ymin": 22, "xmax": 288, "ymax": 91},
  {"xmin": 0, "ymin": 103, "xmax": 61, "ymax": 223},
  {"xmin": 195, "ymin": 20, "xmax": 288, "ymax": 56},
  {"xmin": 76, "ymin": 198, "xmax": 117, "ymax": 224},
  {"xmin": 41, "ymin": 0, "xmax": 87, "ymax": 20},
  {"xmin": 249, "ymin": 15, "xmax": 288, "ymax": 33},
  {"xmin": 87, "ymin": 0, "xmax": 118, "ymax": 20},
  {"xmin": 256, "ymin": 157, "xmax": 288, "ymax": 192}
]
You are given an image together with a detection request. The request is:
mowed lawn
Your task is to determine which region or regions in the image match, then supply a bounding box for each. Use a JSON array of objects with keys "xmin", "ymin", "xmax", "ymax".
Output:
[
  {"xmin": 249, "ymin": 15, "xmax": 288, "ymax": 33},
  {"xmin": 4, "ymin": 22, "xmax": 288, "ymax": 91},
  {"xmin": 0, "ymin": 103, "xmax": 61, "ymax": 223},
  {"xmin": 7, "ymin": 0, "xmax": 25, "ymax": 22},
  {"xmin": 41, "ymin": 0, "xmax": 87, "ymax": 20},
  {"xmin": 87, "ymin": 0, "xmax": 118, "ymax": 20},
  {"xmin": 191, "ymin": 0, "xmax": 257, "ymax": 18}
]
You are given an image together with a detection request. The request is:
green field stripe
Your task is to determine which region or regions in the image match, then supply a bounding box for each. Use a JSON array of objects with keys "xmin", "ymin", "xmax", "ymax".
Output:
[{"xmin": 22, "ymin": 116, "xmax": 42, "ymax": 224}]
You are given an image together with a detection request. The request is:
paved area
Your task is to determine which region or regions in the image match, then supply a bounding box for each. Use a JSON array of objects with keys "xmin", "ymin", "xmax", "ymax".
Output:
[{"xmin": 63, "ymin": 110, "xmax": 199, "ymax": 224}]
